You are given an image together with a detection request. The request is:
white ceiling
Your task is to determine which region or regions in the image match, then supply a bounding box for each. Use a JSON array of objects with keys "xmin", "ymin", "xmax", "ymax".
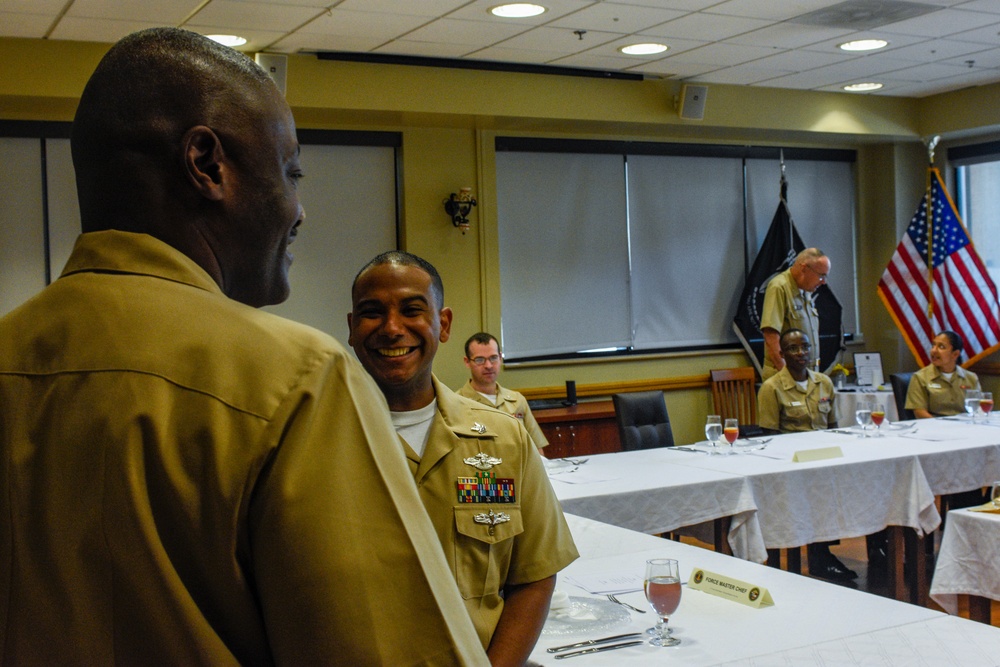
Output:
[{"xmin": 4, "ymin": 0, "xmax": 1000, "ymax": 98}]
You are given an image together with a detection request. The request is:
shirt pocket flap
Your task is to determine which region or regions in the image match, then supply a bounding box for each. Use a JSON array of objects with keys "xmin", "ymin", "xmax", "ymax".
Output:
[{"xmin": 454, "ymin": 506, "xmax": 524, "ymax": 545}]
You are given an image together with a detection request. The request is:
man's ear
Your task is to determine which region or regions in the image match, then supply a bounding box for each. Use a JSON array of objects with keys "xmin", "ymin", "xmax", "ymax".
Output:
[
  {"xmin": 182, "ymin": 125, "xmax": 226, "ymax": 202},
  {"xmin": 439, "ymin": 307, "xmax": 453, "ymax": 343}
]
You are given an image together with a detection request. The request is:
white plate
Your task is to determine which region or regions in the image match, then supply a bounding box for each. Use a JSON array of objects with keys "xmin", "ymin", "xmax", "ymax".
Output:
[{"xmin": 542, "ymin": 596, "xmax": 632, "ymax": 636}]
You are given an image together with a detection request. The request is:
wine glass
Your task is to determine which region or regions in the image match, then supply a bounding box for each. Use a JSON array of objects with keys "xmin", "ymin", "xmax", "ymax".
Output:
[
  {"xmin": 644, "ymin": 558, "xmax": 681, "ymax": 647},
  {"xmin": 870, "ymin": 400, "xmax": 886, "ymax": 437},
  {"xmin": 855, "ymin": 397, "xmax": 873, "ymax": 436},
  {"xmin": 724, "ymin": 418, "xmax": 739, "ymax": 452},
  {"xmin": 980, "ymin": 392, "xmax": 993, "ymax": 423},
  {"xmin": 965, "ymin": 389, "xmax": 982, "ymax": 422},
  {"xmin": 705, "ymin": 415, "xmax": 722, "ymax": 452},
  {"xmin": 992, "ymin": 481, "xmax": 1000, "ymax": 509}
]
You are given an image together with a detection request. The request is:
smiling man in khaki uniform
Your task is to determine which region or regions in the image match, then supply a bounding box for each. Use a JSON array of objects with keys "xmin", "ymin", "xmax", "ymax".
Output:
[
  {"xmin": 349, "ymin": 251, "xmax": 578, "ymax": 666},
  {"xmin": 456, "ymin": 332, "xmax": 548, "ymax": 450},
  {"xmin": 0, "ymin": 28, "xmax": 485, "ymax": 666}
]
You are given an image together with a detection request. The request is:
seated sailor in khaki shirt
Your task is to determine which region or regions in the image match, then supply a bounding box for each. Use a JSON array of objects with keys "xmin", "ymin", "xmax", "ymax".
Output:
[
  {"xmin": 456, "ymin": 332, "xmax": 549, "ymax": 450},
  {"xmin": 348, "ymin": 251, "xmax": 578, "ymax": 666},
  {"xmin": 757, "ymin": 329, "xmax": 856, "ymax": 585},
  {"xmin": 905, "ymin": 330, "xmax": 980, "ymax": 418}
]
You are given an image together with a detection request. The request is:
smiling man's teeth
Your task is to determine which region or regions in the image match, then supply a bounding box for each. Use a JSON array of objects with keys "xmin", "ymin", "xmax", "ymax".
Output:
[{"xmin": 378, "ymin": 348, "xmax": 410, "ymax": 357}]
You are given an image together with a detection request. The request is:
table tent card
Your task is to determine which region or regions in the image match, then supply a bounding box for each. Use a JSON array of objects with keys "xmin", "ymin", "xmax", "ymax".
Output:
[{"xmin": 688, "ymin": 568, "xmax": 773, "ymax": 608}]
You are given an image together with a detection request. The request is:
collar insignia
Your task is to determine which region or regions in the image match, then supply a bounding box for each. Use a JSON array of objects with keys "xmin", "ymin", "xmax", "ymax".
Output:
[
  {"xmin": 471, "ymin": 422, "xmax": 487, "ymax": 434},
  {"xmin": 464, "ymin": 452, "xmax": 502, "ymax": 470}
]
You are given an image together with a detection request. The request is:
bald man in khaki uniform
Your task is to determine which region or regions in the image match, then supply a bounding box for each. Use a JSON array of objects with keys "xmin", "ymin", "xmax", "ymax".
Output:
[{"xmin": 760, "ymin": 248, "xmax": 828, "ymax": 380}]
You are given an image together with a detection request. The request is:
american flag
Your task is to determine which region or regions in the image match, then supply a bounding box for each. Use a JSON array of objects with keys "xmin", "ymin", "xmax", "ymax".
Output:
[{"xmin": 878, "ymin": 168, "xmax": 1000, "ymax": 367}]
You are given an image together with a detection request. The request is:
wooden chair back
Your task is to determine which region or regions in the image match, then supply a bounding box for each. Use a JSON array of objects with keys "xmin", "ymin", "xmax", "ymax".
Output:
[{"xmin": 710, "ymin": 367, "xmax": 758, "ymax": 425}]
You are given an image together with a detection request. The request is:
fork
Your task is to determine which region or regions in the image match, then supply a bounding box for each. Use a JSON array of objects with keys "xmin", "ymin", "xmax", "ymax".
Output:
[
  {"xmin": 561, "ymin": 457, "xmax": 589, "ymax": 465},
  {"xmin": 606, "ymin": 594, "xmax": 646, "ymax": 613}
]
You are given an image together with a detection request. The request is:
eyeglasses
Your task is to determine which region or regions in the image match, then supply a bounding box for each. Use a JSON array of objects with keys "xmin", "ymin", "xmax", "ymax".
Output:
[
  {"xmin": 803, "ymin": 263, "xmax": 828, "ymax": 282},
  {"xmin": 783, "ymin": 344, "xmax": 812, "ymax": 354},
  {"xmin": 471, "ymin": 355, "xmax": 501, "ymax": 366}
]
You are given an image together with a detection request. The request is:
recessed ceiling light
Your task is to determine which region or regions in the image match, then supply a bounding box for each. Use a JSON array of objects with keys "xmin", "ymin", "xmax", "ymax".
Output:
[
  {"xmin": 843, "ymin": 82, "xmax": 883, "ymax": 92},
  {"xmin": 490, "ymin": 3, "xmax": 546, "ymax": 18},
  {"xmin": 838, "ymin": 39, "xmax": 888, "ymax": 52},
  {"xmin": 207, "ymin": 34, "xmax": 248, "ymax": 47},
  {"xmin": 619, "ymin": 43, "xmax": 669, "ymax": 56}
]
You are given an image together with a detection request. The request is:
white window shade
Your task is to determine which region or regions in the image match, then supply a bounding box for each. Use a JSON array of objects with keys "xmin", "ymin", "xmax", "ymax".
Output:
[
  {"xmin": 497, "ymin": 151, "xmax": 631, "ymax": 358},
  {"xmin": 627, "ymin": 154, "xmax": 745, "ymax": 349}
]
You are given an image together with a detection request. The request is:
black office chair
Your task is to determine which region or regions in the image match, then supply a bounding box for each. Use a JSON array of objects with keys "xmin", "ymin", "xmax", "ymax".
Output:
[
  {"xmin": 612, "ymin": 391, "xmax": 675, "ymax": 451},
  {"xmin": 889, "ymin": 372, "xmax": 915, "ymax": 421}
]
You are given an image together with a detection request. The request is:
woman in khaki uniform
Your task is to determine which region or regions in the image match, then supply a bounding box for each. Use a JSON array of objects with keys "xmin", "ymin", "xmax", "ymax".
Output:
[{"xmin": 905, "ymin": 331, "xmax": 980, "ymax": 418}]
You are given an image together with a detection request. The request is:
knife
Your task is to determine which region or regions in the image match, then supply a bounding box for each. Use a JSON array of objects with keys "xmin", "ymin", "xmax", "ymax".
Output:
[
  {"xmin": 553, "ymin": 640, "xmax": 645, "ymax": 659},
  {"xmin": 669, "ymin": 446, "xmax": 708, "ymax": 454},
  {"xmin": 546, "ymin": 632, "xmax": 643, "ymax": 653}
]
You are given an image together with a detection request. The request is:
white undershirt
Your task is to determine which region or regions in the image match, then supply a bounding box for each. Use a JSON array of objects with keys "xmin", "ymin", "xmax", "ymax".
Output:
[
  {"xmin": 390, "ymin": 400, "xmax": 438, "ymax": 459},
  {"xmin": 477, "ymin": 391, "xmax": 498, "ymax": 406},
  {"xmin": 941, "ymin": 371, "xmax": 954, "ymax": 382},
  {"xmin": 795, "ymin": 379, "xmax": 809, "ymax": 392}
]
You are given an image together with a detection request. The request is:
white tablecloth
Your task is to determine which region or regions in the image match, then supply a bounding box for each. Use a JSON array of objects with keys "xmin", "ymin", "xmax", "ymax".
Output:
[
  {"xmin": 834, "ymin": 387, "xmax": 899, "ymax": 428},
  {"xmin": 548, "ymin": 448, "xmax": 766, "ymax": 563},
  {"xmin": 531, "ymin": 515, "xmax": 1000, "ymax": 666},
  {"xmin": 930, "ymin": 507, "xmax": 1000, "ymax": 615}
]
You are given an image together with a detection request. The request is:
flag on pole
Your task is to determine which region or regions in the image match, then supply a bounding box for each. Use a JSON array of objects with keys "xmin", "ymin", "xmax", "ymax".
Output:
[
  {"xmin": 878, "ymin": 167, "xmax": 1000, "ymax": 367},
  {"xmin": 733, "ymin": 178, "xmax": 843, "ymax": 375}
]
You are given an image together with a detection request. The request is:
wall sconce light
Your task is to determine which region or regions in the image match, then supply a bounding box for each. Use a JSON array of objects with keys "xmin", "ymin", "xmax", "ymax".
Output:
[{"xmin": 444, "ymin": 188, "xmax": 477, "ymax": 234}]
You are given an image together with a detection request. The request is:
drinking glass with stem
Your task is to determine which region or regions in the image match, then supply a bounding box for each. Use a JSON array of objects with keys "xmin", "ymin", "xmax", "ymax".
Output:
[
  {"xmin": 991, "ymin": 481, "xmax": 1000, "ymax": 509},
  {"xmin": 855, "ymin": 396, "xmax": 873, "ymax": 436},
  {"xmin": 869, "ymin": 398, "xmax": 886, "ymax": 436},
  {"xmin": 980, "ymin": 392, "xmax": 993, "ymax": 423},
  {"xmin": 705, "ymin": 415, "xmax": 722, "ymax": 452},
  {"xmin": 965, "ymin": 389, "xmax": 982, "ymax": 422},
  {"xmin": 724, "ymin": 418, "xmax": 739, "ymax": 452},
  {"xmin": 644, "ymin": 558, "xmax": 682, "ymax": 647}
]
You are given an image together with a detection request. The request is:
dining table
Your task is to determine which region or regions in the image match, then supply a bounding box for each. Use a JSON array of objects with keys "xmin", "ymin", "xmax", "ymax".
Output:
[
  {"xmin": 530, "ymin": 514, "xmax": 1000, "ymax": 665},
  {"xmin": 930, "ymin": 503, "xmax": 1000, "ymax": 624},
  {"xmin": 833, "ymin": 385, "xmax": 899, "ymax": 428},
  {"xmin": 546, "ymin": 415, "xmax": 1000, "ymax": 603}
]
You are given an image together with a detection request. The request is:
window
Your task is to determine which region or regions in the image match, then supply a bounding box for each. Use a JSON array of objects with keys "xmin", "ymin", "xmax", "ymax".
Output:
[
  {"xmin": 495, "ymin": 138, "xmax": 857, "ymax": 361},
  {"xmin": 952, "ymin": 141, "xmax": 1000, "ymax": 290}
]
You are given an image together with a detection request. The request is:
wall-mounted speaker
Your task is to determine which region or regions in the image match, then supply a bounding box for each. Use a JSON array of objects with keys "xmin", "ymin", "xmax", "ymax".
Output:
[
  {"xmin": 255, "ymin": 53, "xmax": 288, "ymax": 96},
  {"xmin": 679, "ymin": 84, "xmax": 708, "ymax": 121}
]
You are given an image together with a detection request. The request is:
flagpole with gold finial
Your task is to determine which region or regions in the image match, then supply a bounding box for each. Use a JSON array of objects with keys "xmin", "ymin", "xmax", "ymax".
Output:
[{"xmin": 926, "ymin": 135, "xmax": 940, "ymax": 319}]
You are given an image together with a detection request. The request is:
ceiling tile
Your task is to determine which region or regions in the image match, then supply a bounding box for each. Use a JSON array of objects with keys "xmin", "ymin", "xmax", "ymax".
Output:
[
  {"xmin": 49, "ymin": 17, "xmax": 168, "ymax": 43},
  {"xmin": 67, "ymin": 0, "xmax": 199, "ymax": 23},
  {"xmin": 187, "ymin": 0, "xmax": 321, "ymax": 32},
  {"xmin": 881, "ymin": 38, "xmax": 995, "ymax": 63},
  {"xmin": 295, "ymin": 8, "xmax": 432, "ymax": 41},
  {"xmin": 401, "ymin": 17, "xmax": 529, "ymax": 48},
  {"xmin": 695, "ymin": 62, "xmax": 797, "ymax": 84},
  {"xmin": 0, "ymin": 0, "xmax": 65, "ymax": 12},
  {"xmin": 880, "ymin": 8, "xmax": 999, "ymax": 39},
  {"xmin": 547, "ymin": 2, "xmax": 686, "ymax": 33},
  {"xmin": 641, "ymin": 12, "xmax": 772, "ymax": 41},
  {"xmin": 706, "ymin": 0, "xmax": 836, "ymax": 21},
  {"xmin": 662, "ymin": 42, "xmax": 782, "ymax": 67},
  {"xmin": 489, "ymin": 26, "xmax": 623, "ymax": 54},
  {"xmin": 726, "ymin": 22, "xmax": 854, "ymax": 49},
  {"xmin": 0, "ymin": 11, "xmax": 52, "ymax": 37}
]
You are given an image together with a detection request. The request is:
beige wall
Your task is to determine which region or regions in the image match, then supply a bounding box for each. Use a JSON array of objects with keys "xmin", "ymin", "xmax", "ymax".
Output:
[{"xmin": 5, "ymin": 37, "xmax": 1000, "ymax": 443}]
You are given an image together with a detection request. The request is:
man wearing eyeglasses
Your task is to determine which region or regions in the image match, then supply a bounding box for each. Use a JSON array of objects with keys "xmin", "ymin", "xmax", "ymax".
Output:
[
  {"xmin": 758, "ymin": 329, "xmax": 855, "ymax": 585},
  {"xmin": 457, "ymin": 332, "xmax": 548, "ymax": 450},
  {"xmin": 760, "ymin": 248, "xmax": 830, "ymax": 380}
]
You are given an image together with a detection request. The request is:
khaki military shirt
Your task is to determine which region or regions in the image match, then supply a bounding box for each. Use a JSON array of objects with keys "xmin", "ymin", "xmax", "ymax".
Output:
[
  {"xmin": 0, "ymin": 231, "xmax": 486, "ymax": 666},
  {"xmin": 760, "ymin": 268, "xmax": 820, "ymax": 380},
  {"xmin": 905, "ymin": 364, "xmax": 980, "ymax": 417},
  {"xmin": 758, "ymin": 367, "xmax": 838, "ymax": 433},
  {"xmin": 456, "ymin": 380, "xmax": 549, "ymax": 449},
  {"xmin": 406, "ymin": 378, "xmax": 579, "ymax": 649}
]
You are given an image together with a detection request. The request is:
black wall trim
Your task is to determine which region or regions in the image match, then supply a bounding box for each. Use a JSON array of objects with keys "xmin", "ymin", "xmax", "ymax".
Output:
[
  {"xmin": 314, "ymin": 51, "xmax": 643, "ymax": 81},
  {"xmin": 495, "ymin": 136, "xmax": 856, "ymax": 162},
  {"xmin": 0, "ymin": 120, "xmax": 72, "ymax": 138}
]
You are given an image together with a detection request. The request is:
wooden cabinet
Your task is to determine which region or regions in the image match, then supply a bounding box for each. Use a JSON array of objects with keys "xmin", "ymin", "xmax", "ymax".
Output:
[{"xmin": 534, "ymin": 401, "xmax": 621, "ymax": 458}]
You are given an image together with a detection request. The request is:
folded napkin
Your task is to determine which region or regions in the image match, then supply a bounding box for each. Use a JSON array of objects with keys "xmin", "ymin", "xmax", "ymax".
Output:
[{"xmin": 969, "ymin": 501, "xmax": 1000, "ymax": 514}]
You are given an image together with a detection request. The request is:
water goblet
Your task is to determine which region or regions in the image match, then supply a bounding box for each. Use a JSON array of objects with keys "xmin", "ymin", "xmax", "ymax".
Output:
[
  {"xmin": 644, "ymin": 558, "xmax": 682, "ymax": 647},
  {"xmin": 724, "ymin": 418, "xmax": 739, "ymax": 452},
  {"xmin": 965, "ymin": 389, "xmax": 982, "ymax": 422},
  {"xmin": 705, "ymin": 415, "xmax": 722, "ymax": 453},
  {"xmin": 980, "ymin": 392, "xmax": 993, "ymax": 423},
  {"xmin": 992, "ymin": 481, "xmax": 1000, "ymax": 509},
  {"xmin": 855, "ymin": 397, "xmax": 873, "ymax": 437}
]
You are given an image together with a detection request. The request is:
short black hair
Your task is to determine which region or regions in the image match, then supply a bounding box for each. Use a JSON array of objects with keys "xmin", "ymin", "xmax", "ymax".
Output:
[
  {"xmin": 464, "ymin": 332, "xmax": 499, "ymax": 358},
  {"xmin": 779, "ymin": 328, "xmax": 809, "ymax": 349},
  {"xmin": 352, "ymin": 251, "xmax": 444, "ymax": 307},
  {"xmin": 938, "ymin": 330, "xmax": 965, "ymax": 355}
]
